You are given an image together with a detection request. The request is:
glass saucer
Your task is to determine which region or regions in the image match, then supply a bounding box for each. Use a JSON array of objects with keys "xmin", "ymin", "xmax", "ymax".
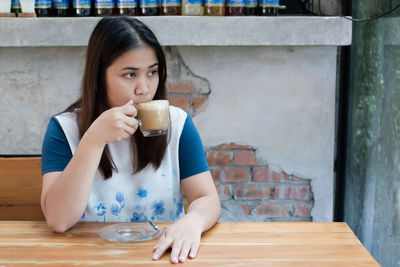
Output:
[{"xmin": 99, "ymin": 222, "xmax": 164, "ymax": 242}]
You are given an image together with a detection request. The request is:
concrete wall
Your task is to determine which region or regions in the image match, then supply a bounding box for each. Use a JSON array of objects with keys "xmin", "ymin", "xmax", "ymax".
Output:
[{"xmin": 0, "ymin": 45, "xmax": 336, "ymax": 222}]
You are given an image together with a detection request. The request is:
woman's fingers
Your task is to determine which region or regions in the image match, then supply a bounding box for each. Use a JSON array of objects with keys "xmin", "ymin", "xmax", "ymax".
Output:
[
  {"xmin": 170, "ymin": 240, "xmax": 183, "ymax": 264},
  {"xmin": 123, "ymin": 115, "xmax": 141, "ymax": 129},
  {"xmin": 189, "ymin": 242, "xmax": 199, "ymax": 259},
  {"xmin": 178, "ymin": 241, "xmax": 191, "ymax": 263},
  {"xmin": 153, "ymin": 234, "xmax": 173, "ymax": 261},
  {"xmin": 120, "ymin": 100, "xmax": 137, "ymax": 117}
]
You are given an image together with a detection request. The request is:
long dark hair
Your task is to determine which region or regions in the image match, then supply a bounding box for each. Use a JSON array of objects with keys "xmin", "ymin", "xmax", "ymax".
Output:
[{"xmin": 66, "ymin": 17, "xmax": 168, "ymax": 179}]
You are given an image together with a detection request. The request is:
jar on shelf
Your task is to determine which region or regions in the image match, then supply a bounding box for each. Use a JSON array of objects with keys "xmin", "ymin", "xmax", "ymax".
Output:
[
  {"xmin": 116, "ymin": 0, "xmax": 138, "ymax": 15},
  {"xmin": 204, "ymin": 0, "xmax": 224, "ymax": 16},
  {"xmin": 226, "ymin": 0, "xmax": 245, "ymax": 16},
  {"xmin": 181, "ymin": 0, "xmax": 203, "ymax": 15},
  {"xmin": 139, "ymin": 0, "xmax": 160, "ymax": 16},
  {"xmin": 35, "ymin": 0, "xmax": 52, "ymax": 16},
  {"xmin": 53, "ymin": 0, "xmax": 70, "ymax": 16},
  {"xmin": 93, "ymin": 0, "xmax": 115, "ymax": 16},
  {"xmin": 161, "ymin": 0, "xmax": 181, "ymax": 15}
]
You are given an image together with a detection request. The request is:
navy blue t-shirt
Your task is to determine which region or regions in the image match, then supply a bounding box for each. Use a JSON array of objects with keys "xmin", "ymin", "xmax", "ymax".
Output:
[{"xmin": 41, "ymin": 113, "xmax": 209, "ymax": 179}]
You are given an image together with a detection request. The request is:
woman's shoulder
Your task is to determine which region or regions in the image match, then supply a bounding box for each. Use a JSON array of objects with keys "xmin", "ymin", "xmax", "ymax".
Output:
[
  {"xmin": 53, "ymin": 111, "xmax": 79, "ymax": 135},
  {"xmin": 55, "ymin": 110, "xmax": 78, "ymax": 121},
  {"xmin": 169, "ymin": 105, "xmax": 189, "ymax": 123}
]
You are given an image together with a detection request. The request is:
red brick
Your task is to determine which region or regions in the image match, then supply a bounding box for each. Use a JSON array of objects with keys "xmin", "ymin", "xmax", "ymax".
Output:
[
  {"xmin": 216, "ymin": 185, "xmax": 231, "ymax": 200},
  {"xmin": 285, "ymin": 186, "xmax": 310, "ymax": 200},
  {"xmin": 193, "ymin": 97, "xmax": 207, "ymax": 112},
  {"xmin": 264, "ymin": 185, "xmax": 280, "ymax": 199},
  {"xmin": 169, "ymin": 97, "xmax": 190, "ymax": 111},
  {"xmin": 265, "ymin": 186, "xmax": 272, "ymax": 199},
  {"xmin": 234, "ymin": 185, "xmax": 265, "ymax": 200},
  {"xmin": 253, "ymin": 204, "xmax": 282, "ymax": 217},
  {"xmin": 274, "ymin": 186, "xmax": 280, "ymax": 199},
  {"xmin": 212, "ymin": 168, "xmax": 248, "ymax": 183},
  {"xmin": 283, "ymin": 173, "xmax": 289, "ymax": 181},
  {"xmin": 241, "ymin": 205, "xmax": 249, "ymax": 215},
  {"xmin": 168, "ymin": 81, "xmax": 194, "ymax": 93},
  {"xmin": 253, "ymin": 168, "xmax": 282, "ymax": 182},
  {"xmin": 215, "ymin": 143, "xmax": 251, "ymax": 150},
  {"xmin": 234, "ymin": 151, "xmax": 258, "ymax": 165},
  {"xmin": 206, "ymin": 151, "xmax": 231, "ymax": 166},
  {"xmin": 294, "ymin": 204, "xmax": 311, "ymax": 217}
]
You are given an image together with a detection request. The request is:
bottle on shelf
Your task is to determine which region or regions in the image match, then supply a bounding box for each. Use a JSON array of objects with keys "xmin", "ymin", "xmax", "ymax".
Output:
[
  {"xmin": 204, "ymin": 0, "xmax": 224, "ymax": 16},
  {"xmin": 226, "ymin": 0, "xmax": 245, "ymax": 16},
  {"xmin": 71, "ymin": 0, "xmax": 92, "ymax": 16},
  {"xmin": 116, "ymin": 0, "xmax": 138, "ymax": 15},
  {"xmin": 139, "ymin": 0, "xmax": 159, "ymax": 15},
  {"xmin": 258, "ymin": 0, "xmax": 278, "ymax": 16},
  {"xmin": 161, "ymin": 0, "xmax": 181, "ymax": 15},
  {"xmin": 181, "ymin": 0, "xmax": 203, "ymax": 15},
  {"xmin": 244, "ymin": 0, "xmax": 257, "ymax": 15},
  {"xmin": 93, "ymin": 0, "xmax": 115, "ymax": 16},
  {"xmin": 11, "ymin": 0, "xmax": 22, "ymax": 15},
  {"xmin": 53, "ymin": 0, "xmax": 70, "ymax": 16},
  {"xmin": 35, "ymin": 0, "xmax": 52, "ymax": 16}
]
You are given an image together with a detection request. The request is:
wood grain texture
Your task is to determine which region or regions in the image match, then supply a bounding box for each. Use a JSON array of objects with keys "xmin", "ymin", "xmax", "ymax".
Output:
[
  {"xmin": 0, "ymin": 157, "xmax": 44, "ymax": 220},
  {"xmin": 0, "ymin": 221, "xmax": 380, "ymax": 266}
]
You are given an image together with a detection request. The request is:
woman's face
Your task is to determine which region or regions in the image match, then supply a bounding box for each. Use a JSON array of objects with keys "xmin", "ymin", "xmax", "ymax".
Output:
[{"xmin": 106, "ymin": 45, "xmax": 159, "ymax": 107}]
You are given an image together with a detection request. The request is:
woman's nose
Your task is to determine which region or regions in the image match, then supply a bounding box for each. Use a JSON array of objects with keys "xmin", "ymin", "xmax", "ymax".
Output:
[{"xmin": 135, "ymin": 76, "xmax": 149, "ymax": 95}]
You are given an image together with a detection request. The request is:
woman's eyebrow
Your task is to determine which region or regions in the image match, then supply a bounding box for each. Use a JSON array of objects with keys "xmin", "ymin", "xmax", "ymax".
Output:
[
  {"xmin": 148, "ymin": 63, "xmax": 158, "ymax": 68},
  {"xmin": 121, "ymin": 66, "xmax": 139, "ymax": 71},
  {"xmin": 121, "ymin": 63, "xmax": 158, "ymax": 71}
]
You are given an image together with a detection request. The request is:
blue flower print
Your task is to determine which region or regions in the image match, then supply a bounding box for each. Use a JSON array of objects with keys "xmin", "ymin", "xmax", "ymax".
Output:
[
  {"xmin": 116, "ymin": 192, "xmax": 124, "ymax": 203},
  {"xmin": 130, "ymin": 212, "xmax": 148, "ymax": 222},
  {"xmin": 96, "ymin": 202, "xmax": 107, "ymax": 222},
  {"xmin": 137, "ymin": 187, "xmax": 148, "ymax": 198},
  {"xmin": 111, "ymin": 204, "xmax": 120, "ymax": 216},
  {"xmin": 151, "ymin": 201, "xmax": 165, "ymax": 220},
  {"xmin": 175, "ymin": 199, "xmax": 183, "ymax": 218},
  {"xmin": 96, "ymin": 203, "xmax": 106, "ymax": 216},
  {"xmin": 111, "ymin": 192, "xmax": 126, "ymax": 219}
]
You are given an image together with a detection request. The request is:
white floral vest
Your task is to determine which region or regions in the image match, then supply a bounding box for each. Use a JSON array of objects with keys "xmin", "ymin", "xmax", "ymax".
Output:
[{"xmin": 56, "ymin": 106, "xmax": 186, "ymax": 222}]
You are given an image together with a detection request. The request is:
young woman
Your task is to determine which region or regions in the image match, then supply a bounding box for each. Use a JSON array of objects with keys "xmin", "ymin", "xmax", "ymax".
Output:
[{"xmin": 41, "ymin": 17, "xmax": 221, "ymax": 264}]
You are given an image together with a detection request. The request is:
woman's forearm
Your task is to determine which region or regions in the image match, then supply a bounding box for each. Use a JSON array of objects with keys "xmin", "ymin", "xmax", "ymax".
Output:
[
  {"xmin": 184, "ymin": 194, "xmax": 221, "ymax": 233},
  {"xmin": 42, "ymin": 132, "xmax": 105, "ymax": 233}
]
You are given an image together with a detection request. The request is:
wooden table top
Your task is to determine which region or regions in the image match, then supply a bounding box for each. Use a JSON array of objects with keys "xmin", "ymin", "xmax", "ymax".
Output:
[{"xmin": 0, "ymin": 221, "xmax": 379, "ymax": 266}]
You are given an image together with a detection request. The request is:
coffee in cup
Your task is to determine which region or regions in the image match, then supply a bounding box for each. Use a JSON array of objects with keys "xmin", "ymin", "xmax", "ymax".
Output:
[{"xmin": 135, "ymin": 100, "xmax": 169, "ymax": 137}]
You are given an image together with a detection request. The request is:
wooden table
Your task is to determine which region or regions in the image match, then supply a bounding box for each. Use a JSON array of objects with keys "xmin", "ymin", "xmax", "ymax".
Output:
[{"xmin": 0, "ymin": 221, "xmax": 379, "ymax": 266}]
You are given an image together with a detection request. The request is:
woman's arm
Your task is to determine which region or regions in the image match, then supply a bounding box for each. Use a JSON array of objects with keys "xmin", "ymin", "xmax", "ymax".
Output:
[
  {"xmin": 152, "ymin": 170, "xmax": 221, "ymax": 263},
  {"xmin": 41, "ymin": 133, "xmax": 105, "ymax": 233},
  {"xmin": 41, "ymin": 101, "xmax": 139, "ymax": 233}
]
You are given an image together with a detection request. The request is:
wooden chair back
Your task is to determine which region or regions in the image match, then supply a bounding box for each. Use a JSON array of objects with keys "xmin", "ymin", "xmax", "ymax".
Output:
[{"xmin": 0, "ymin": 157, "xmax": 44, "ymax": 220}]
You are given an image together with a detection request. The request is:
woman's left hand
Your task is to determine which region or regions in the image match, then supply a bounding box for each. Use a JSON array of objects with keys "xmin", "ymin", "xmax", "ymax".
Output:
[{"xmin": 152, "ymin": 216, "xmax": 202, "ymax": 264}]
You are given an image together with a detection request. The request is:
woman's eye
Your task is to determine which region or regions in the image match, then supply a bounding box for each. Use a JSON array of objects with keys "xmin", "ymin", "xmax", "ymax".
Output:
[
  {"xmin": 125, "ymin": 72, "xmax": 135, "ymax": 78},
  {"xmin": 148, "ymin": 70, "xmax": 158, "ymax": 76}
]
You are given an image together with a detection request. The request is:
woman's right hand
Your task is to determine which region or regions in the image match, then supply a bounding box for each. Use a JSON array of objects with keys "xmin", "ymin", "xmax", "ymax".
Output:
[{"xmin": 84, "ymin": 100, "xmax": 140, "ymax": 146}]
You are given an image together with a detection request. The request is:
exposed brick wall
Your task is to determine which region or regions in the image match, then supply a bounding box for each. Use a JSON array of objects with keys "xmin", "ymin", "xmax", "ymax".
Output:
[
  {"xmin": 165, "ymin": 48, "xmax": 314, "ymax": 222},
  {"xmin": 206, "ymin": 143, "xmax": 314, "ymax": 222},
  {"xmin": 167, "ymin": 81, "xmax": 209, "ymax": 113},
  {"xmin": 165, "ymin": 47, "xmax": 211, "ymax": 115}
]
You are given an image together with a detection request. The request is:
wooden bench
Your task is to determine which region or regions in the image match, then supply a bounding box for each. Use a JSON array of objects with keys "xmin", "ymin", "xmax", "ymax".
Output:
[
  {"xmin": 0, "ymin": 157, "xmax": 44, "ymax": 221},
  {"xmin": 0, "ymin": 156, "xmax": 189, "ymax": 221}
]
